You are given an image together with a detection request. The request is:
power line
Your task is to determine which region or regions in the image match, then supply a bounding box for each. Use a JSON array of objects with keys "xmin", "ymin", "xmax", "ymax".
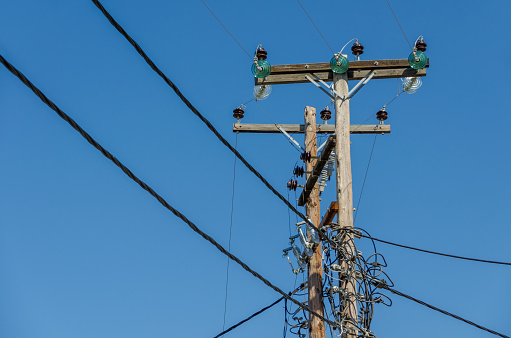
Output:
[
  {"xmin": 296, "ymin": 0, "xmax": 335, "ymax": 55},
  {"xmin": 199, "ymin": 0, "xmax": 253, "ymax": 60},
  {"xmin": 354, "ymin": 134, "xmax": 377, "ymax": 223},
  {"xmin": 381, "ymin": 285, "xmax": 509, "ymax": 338},
  {"xmin": 0, "ymin": 52, "xmax": 336, "ymax": 328},
  {"xmin": 222, "ymin": 133, "xmax": 239, "ymax": 331},
  {"xmin": 91, "ymin": 0, "xmax": 334, "ymax": 248},
  {"xmin": 359, "ymin": 232, "xmax": 511, "ymax": 266},
  {"xmin": 384, "ymin": 0, "xmax": 413, "ymax": 51},
  {"xmin": 215, "ymin": 295, "xmax": 286, "ymax": 337}
]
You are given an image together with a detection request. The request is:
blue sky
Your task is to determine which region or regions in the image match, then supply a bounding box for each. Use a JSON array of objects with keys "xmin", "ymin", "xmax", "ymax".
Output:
[{"xmin": 0, "ymin": 1, "xmax": 510, "ymax": 337}]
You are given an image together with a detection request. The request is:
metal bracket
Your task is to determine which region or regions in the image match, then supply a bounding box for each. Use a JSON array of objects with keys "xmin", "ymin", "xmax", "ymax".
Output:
[
  {"xmin": 305, "ymin": 73, "xmax": 344, "ymax": 100},
  {"xmin": 276, "ymin": 125, "xmax": 304, "ymax": 151},
  {"xmin": 346, "ymin": 70, "xmax": 376, "ymax": 100},
  {"xmin": 306, "ymin": 70, "xmax": 375, "ymax": 101}
]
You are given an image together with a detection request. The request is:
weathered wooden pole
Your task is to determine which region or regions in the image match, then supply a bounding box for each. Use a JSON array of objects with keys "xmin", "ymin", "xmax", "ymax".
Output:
[
  {"xmin": 333, "ymin": 70, "xmax": 357, "ymax": 337},
  {"xmin": 304, "ymin": 106, "xmax": 326, "ymax": 338}
]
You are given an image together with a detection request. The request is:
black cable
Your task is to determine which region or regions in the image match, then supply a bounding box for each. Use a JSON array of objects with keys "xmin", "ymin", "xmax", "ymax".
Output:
[
  {"xmin": 214, "ymin": 296, "xmax": 285, "ymax": 338},
  {"xmin": 381, "ymin": 285, "xmax": 509, "ymax": 338},
  {"xmin": 90, "ymin": 0, "xmax": 331, "ymax": 247},
  {"xmin": 359, "ymin": 233, "xmax": 511, "ymax": 266},
  {"xmin": 0, "ymin": 53, "xmax": 335, "ymax": 328}
]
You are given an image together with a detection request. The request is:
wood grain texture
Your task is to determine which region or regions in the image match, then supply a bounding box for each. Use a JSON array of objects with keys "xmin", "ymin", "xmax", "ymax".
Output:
[
  {"xmin": 298, "ymin": 135, "xmax": 336, "ymax": 207},
  {"xmin": 333, "ymin": 72, "xmax": 357, "ymax": 338},
  {"xmin": 304, "ymin": 106, "xmax": 326, "ymax": 338},
  {"xmin": 255, "ymin": 58, "xmax": 429, "ymax": 85},
  {"xmin": 233, "ymin": 123, "xmax": 390, "ymax": 134}
]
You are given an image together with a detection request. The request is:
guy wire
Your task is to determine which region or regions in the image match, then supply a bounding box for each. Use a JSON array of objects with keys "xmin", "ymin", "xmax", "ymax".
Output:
[
  {"xmin": 222, "ymin": 132, "xmax": 239, "ymax": 331},
  {"xmin": 200, "ymin": 0, "xmax": 253, "ymax": 59}
]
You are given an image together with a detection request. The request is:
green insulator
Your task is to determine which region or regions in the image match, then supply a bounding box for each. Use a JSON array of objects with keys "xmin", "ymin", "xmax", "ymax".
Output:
[
  {"xmin": 408, "ymin": 50, "xmax": 427, "ymax": 70},
  {"xmin": 330, "ymin": 54, "xmax": 349, "ymax": 74},
  {"xmin": 251, "ymin": 60, "xmax": 271, "ymax": 78}
]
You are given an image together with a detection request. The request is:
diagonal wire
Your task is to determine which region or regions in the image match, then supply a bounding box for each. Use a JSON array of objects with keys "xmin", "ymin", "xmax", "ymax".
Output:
[
  {"xmin": 90, "ymin": 0, "xmax": 332, "ymax": 247},
  {"xmin": 384, "ymin": 0, "xmax": 413, "ymax": 51},
  {"xmin": 359, "ymin": 233, "xmax": 511, "ymax": 266},
  {"xmin": 0, "ymin": 52, "xmax": 336, "ymax": 329},
  {"xmin": 199, "ymin": 0, "xmax": 253, "ymax": 60},
  {"xmin": 296, "ymin": 0, "xmax": 335, "ymax": 55},
  {"xmin": 215, "ymin": 296, "xmax": 285, "ymax": 338},
  {"xmin": 222, "ymin": 133, "xmax": 238, "ymax": 331},
  {"xmin": 382, "ymin": 285, "xmax": 509, "ymax": 338},
  {"xmin": 354, "ymin": 134, "xmax": 377, "ymax": 223}
]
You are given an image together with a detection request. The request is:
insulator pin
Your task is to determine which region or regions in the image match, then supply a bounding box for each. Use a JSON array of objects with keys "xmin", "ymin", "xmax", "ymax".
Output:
[
  {"xmin": 376, "ymin": 109, "xmax": 388, "ymax": 122},
  {"xmin": 320, "ymin": 106, "xmax": 332, "ymax": 121},
  {"xmin": 293, "ymin": 166, "xmax": 304, "ymax": 177},
  {"xmin": 300, "ymin": 151, "xmax": 311, "ymax": 163},
  {"xmin": 256, "ymin": 46, "xmax": 267, "ymax": 60},
  {"xmin": 351, "ymin": 41, "xmax": 364, "ymax": 56},
  {"xmin": 232, "ymin": 107, "xmax": 244, "ymax": 120},
  {"xmin": 287, "ymin": 179, "xmax": 298, "ymax": 191},
  {"xmin": 415, "ymin": 37, "xmax": 427, "ymax": 52}
]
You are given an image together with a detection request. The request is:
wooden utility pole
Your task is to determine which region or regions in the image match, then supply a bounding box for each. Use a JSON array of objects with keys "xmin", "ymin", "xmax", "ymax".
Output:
[
  {"xmin": 235, "ymin": 57, "xmax": 427, "ymax": 337},
  {"xmin": 333, "ymin": 71, "xmax": 357, "ymax": 337},
  {"xmin": 304, "ymin": 106, "xmax": 325, "ymax": 338}
]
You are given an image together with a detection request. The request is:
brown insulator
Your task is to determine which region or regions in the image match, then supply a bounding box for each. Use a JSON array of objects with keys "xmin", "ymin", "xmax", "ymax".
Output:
[
  {"xmin": 376, "ymin": 109, "xmax": 388, "ymax": 121},
  {"xmin": 415, "ymin": 38, "xmax": 427, "ymax": 52},
  {"xmin": 233, "ymin": 107, "xmax": 244, "ymax": 120},
  {"xmin": 300, "ymin": 151, "xmax": 311, "ymax": 163},
  {"xmin": 351, "ymin": 41, "xmax": 364, "ymax": 56},
  {"xmin": 287, "ymin": 179, "xmax": 298, "ymax": 191},
  {"xmin": 256, "ymin": 47, "xmax": 268, "ymax": 60},
  {"xmin": 320, "ymin": 107, "xmax": 332, "ymax": 121},
  {"xmin": 293, "ymin": 166, "xmax": 304, "ymax": 177}
]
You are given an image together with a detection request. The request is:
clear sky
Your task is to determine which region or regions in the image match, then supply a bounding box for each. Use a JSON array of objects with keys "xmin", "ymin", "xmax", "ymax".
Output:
[{"xmin": 1, "ymin": 1, "xmax": 510, "ymax": 337}]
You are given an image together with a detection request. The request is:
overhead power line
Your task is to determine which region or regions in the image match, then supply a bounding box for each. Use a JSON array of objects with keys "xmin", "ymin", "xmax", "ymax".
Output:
[
  {"xmin": 381, "ymin": 285, "xmax": 509, "ymax": 338},
  {"xmin": 199, "ymin": 0, "xmax": 253, "ymax": 60},
  {"xmin": 90, "ymin": 0, "xmax": 333, "ymax": 247},
  {"xmin": 295, "ymin": 0, "xmax": 335, "ymax": 55},
  {"xmin": 215, "ymin": 296, "xmax": 285, "ymax": 338},
  {"xmin": 384, "ymin": 0, "xmax": 413, "ymax": 51},
  {"xmin": 0, "ymin": 53, "xmax": 336, "ymax": 328},
  {"xmin": 359, "ymin": 232, "xmax": 511, "ymax": 266}
]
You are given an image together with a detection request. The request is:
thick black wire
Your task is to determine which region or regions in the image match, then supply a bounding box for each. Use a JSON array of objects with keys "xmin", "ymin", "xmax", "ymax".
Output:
[
  {"xmin": 359, "ymin": 233, "xmax": 511, "ymax": 266},
  {"xmin": 382, "ymin": 285, "xmax": 509, "ymax": 338},
  {"xmin": 214, "ymin": 296, "xmax": 285, "ymax": 338},
  {"xmin": 90, "ymin": 0, "xmax": 332, "ymax": 247},
  {"xmin": 0, "ymin": 53, "xmax": 335, "ymax": 328}
]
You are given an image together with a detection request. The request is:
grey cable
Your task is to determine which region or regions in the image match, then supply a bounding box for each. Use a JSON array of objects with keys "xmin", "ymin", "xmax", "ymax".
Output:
[{"xmin": 199, "ymin": 0, "xmax": 253, "ymax": 59}]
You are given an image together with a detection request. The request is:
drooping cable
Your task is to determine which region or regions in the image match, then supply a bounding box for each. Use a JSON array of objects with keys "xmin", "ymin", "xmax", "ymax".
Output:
[
  {"xmin": 199, "ymin": 0, "xmax": 253, "ymax": 60},
  {"xmin": 380, "ymin": 285, "xmax": 509, "ymax": 338},
  {"xmin": 359, "ymin": 233, "xmax": 511, "ymax": 266},
  {"xmin": 0, "ymin": 53, "xmax": 336, "ymax": 328},
  {"xmin": 354, "ymin": 134, "xmax": 377, "ymax": 223},
  {"xmin": 222, "ymin": 133, "xmax": 239, "ymax": 331},
  {"xmin": 91, "ymin": 0, "xmax": 330, "ymax": 247}
]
